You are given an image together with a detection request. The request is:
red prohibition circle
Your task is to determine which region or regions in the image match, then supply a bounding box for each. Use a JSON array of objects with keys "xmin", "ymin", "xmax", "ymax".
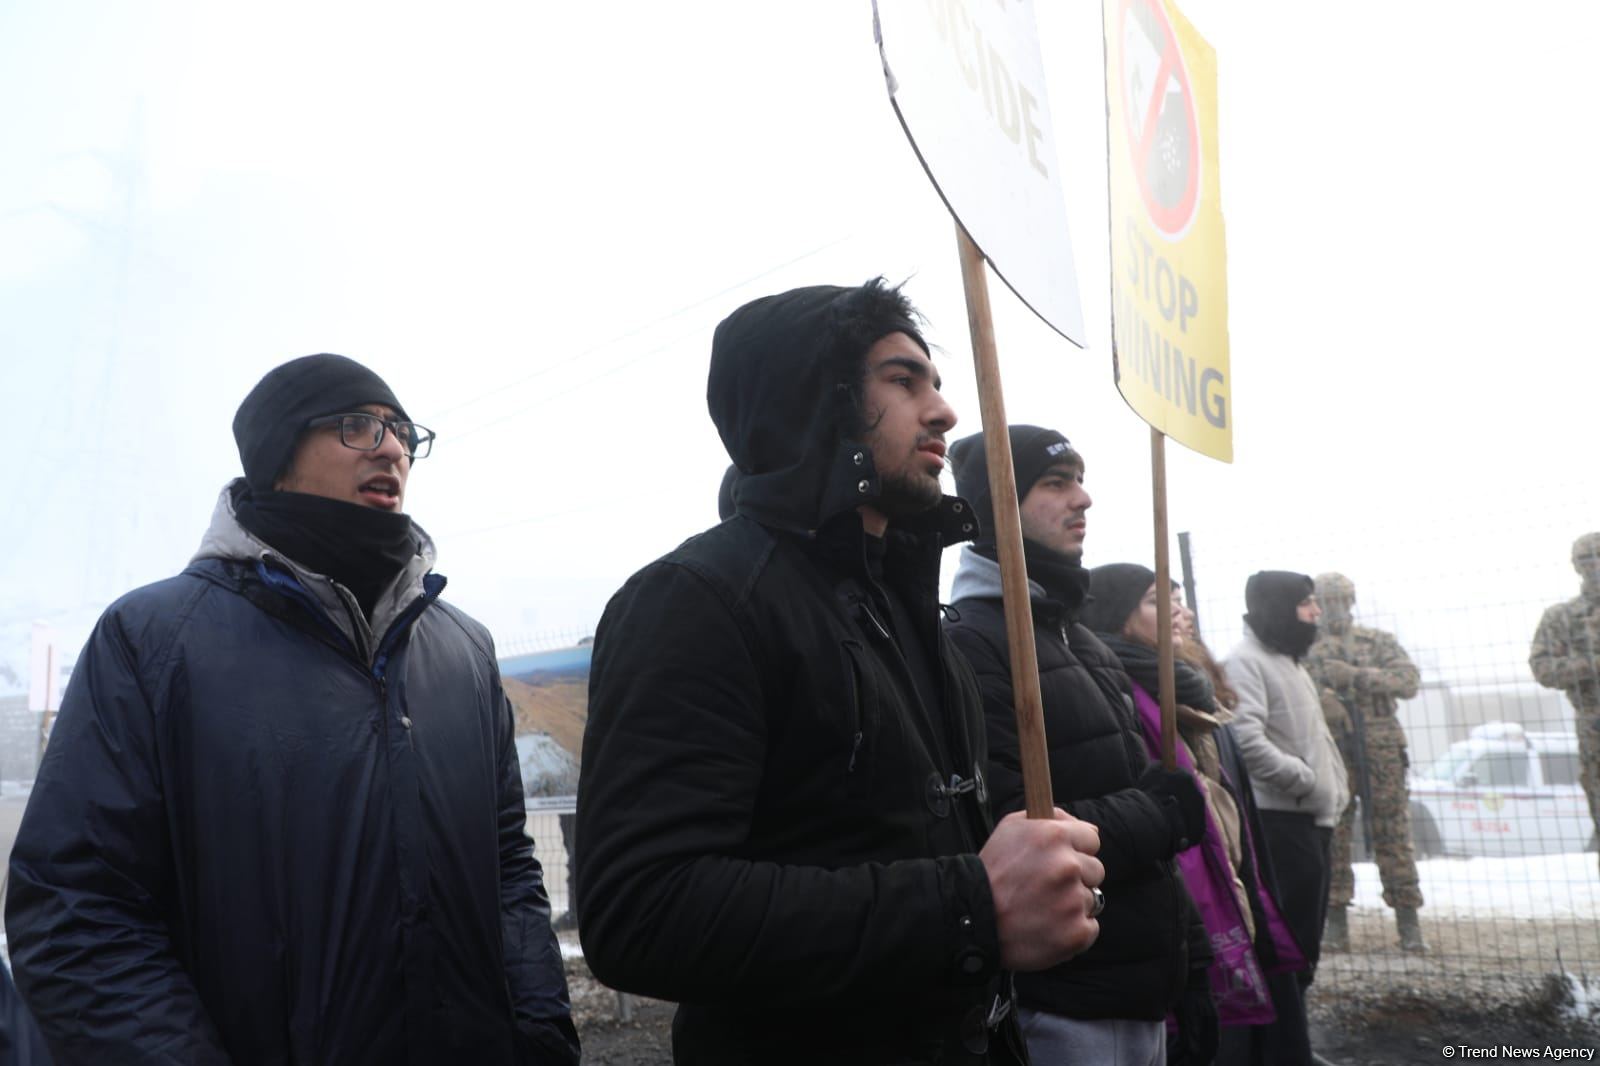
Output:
[{"xmin": 1116, "ymin": 0, "xmax": 1201, "ymax": 239}]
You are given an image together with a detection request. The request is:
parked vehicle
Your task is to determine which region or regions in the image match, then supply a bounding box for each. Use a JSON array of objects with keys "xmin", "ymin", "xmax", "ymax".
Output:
[{"xmin": 1407, "ymin": 720, "xmax": 1594, "ymax": 859}]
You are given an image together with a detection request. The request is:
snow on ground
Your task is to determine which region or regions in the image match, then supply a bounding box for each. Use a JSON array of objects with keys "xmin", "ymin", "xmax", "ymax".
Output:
[{"xmin": 1351, "ymin": 851, "xmax": 1600, "ymax": 919}]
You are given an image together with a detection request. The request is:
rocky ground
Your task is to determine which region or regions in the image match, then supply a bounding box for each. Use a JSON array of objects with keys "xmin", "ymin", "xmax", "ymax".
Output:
[
  {"xmin": 563, "ymin": 932, "xmax": 1600, "ymax": 1065},
  {"xmin": 1309, "ymin": 977, "xmax": 1599, "ymax": 1065}
]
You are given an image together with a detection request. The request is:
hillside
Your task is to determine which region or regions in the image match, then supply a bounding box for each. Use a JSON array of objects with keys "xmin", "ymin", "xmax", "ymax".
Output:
[{"xmin": 504, "ymin": 675, "xmax": 588, "ymax": 760}]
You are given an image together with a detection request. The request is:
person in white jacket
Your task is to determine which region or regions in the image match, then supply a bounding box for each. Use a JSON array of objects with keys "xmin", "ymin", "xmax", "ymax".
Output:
[{"xmin": 1223, "ymin": 570, "xmax": 1349, "ymax": 1066}]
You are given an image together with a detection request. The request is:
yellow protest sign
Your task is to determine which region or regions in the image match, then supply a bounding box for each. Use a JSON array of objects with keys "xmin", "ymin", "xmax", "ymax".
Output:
[{"xmin": 1104, "ymin": 0, "xmax": 1231, "ymax": 461}]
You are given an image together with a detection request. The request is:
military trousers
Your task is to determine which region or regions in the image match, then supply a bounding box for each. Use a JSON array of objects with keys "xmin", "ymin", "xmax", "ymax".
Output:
[{"xmin": 1328, "ymin": 717, "xmax": 1423, "ymax": 910}]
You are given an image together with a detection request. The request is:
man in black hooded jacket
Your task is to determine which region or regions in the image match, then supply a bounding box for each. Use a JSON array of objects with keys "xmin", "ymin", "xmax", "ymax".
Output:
[
  {"xmin": 944, "ymin": 426, "xmax": 1213, "ymax": 1066},
  {"xmin": 576, "ymin": 281, "xmax": 1106, "ymax": 1065},
  {"xmin": 5, "ymin": 354, "xmax": 579, "ymax": 1066}
]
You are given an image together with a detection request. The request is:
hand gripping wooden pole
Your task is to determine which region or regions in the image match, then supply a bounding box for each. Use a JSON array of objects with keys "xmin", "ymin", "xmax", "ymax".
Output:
[
  {"xmin": 956, "ymin": 224, "xmax": 1054, "ymax": 818},
  {"xmin": 1151, "ymin": 427, "xmax": 1178, "ymax": 770}
]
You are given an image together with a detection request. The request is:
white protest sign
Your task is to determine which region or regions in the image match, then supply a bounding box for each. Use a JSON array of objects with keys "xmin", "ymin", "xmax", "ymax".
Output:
[{"xmin": 876, "ymin": 0, "xmax": 1087, "ymax": 346}]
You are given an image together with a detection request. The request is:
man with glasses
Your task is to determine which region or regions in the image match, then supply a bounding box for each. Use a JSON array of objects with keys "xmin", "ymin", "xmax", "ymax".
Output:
[{"xmin": 5, "ymin": 353, "xmax": 580, "ymax": 1065}]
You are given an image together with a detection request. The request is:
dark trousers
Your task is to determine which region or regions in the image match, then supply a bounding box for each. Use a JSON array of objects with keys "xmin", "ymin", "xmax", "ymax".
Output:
[
  {"xmin": 1243, "ymin": 810, "xmax": 1332, "ymax": 1066},
  {"xmin": 1258, "ymin": 811, "xmax": 1333, "ymax": 982}
]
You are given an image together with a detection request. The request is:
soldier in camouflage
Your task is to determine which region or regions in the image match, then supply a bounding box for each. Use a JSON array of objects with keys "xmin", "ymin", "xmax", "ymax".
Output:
[
  {"xmin": 1530, "ymin": 533, "xmax": 1600, "ymax": 875},
  {"xmin": 1303, "ymin": 573, "xmax": 1426, "ymax": 953}
]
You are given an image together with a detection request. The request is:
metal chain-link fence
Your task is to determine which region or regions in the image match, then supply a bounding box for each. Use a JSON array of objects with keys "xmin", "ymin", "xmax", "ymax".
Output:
[
  {"xmin": 1175, "ymin": 514, "xmax": 1600, "ymax": 1013},
  {"xmin": 500, "ymin": 509, "xmax": 1600, "ymax": 1020}
]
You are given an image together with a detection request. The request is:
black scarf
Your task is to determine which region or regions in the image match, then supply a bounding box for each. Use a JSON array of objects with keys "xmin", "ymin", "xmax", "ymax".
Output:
[
  {"xmin": 975, "ymin": 539, "xmax": 1091, "ymax": 614},
  {"xmin": 233, "ymin": 483, "xmax": 418, "ymax": 620},
  {"xmin": 1097, "ymin": 634, "xmax": 1218, "ymax": 714},
  {"xmin": 1244, "ymin": 614, "xmax": 1319, "ymax": 662}
]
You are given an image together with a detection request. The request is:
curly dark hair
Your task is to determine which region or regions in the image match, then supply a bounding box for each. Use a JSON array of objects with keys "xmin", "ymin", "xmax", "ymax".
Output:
[{"xmin": 823, "ymin": 277, "xmax": 929, "ymax": 440}]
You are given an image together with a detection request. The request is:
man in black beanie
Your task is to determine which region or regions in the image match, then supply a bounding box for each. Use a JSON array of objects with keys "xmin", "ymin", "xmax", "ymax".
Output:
[
  {"xmin": 578, "ymin": 282, "xmax": 1106, "ymax": 1065},
  {"xmin": 944, "ymin": 425, "xmax": 1213, "ymax": 1066},
  {"xmin": 6, "ymin": 353, "xmax": 580, "ymax": 1066},
  {"xmin": 1222, "ymin": 570, "xmax": 1350, "ymax": 1066}
]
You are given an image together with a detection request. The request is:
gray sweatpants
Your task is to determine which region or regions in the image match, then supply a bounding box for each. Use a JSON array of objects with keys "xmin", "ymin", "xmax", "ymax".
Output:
[{"xmin": 1018, "ymin": 1008, "xmax": 1166, "ymax": 1066}]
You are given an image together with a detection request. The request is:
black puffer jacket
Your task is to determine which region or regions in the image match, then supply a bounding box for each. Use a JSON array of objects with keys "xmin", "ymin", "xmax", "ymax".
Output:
[
  {"xmin": 576, "ymin": 284, "xmax": 1025, "ymax": 1065},
  {"xmin": 946, "ymin": 547, "xmax": 1191, "ymax": 1020},
  {"xmin": 5, "ymin": 488, "xmax": 578, "ymax": 1066}
]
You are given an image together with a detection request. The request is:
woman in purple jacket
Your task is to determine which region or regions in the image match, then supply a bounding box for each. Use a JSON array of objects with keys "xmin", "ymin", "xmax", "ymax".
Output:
[{"xmin": 1082, "ymin": 563, "xmax": 1308, "ymax": 1066}]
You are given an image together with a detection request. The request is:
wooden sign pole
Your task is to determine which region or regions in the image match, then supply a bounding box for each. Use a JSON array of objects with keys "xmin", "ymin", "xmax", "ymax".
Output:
[
  {"xmin": 1151, "ymin": 427, "xmax": 1177, "ymax": 770},
  {"xmin": 956, "ymin": 223, "xmax": 1054, "ymax": 818}
]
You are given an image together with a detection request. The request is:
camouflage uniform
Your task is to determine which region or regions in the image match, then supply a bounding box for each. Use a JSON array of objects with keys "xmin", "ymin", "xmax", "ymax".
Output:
[
  {"xmin": 1304, "ymin": 574, "xmax": 1424, "ymax": 923},
  {"xmin": 1529, "ymin": 533, "xmax": 1600, "ymax": 873}
]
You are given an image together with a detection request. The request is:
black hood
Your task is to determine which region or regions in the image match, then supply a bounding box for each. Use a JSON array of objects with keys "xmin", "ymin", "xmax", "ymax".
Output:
[
  {"xmin": 1244, "ymin": 569, "xmax": 1319, "ymax": 661},
  {"xmin": 708, "ymin": 282, "xmax": 973, "ymax": 541}
]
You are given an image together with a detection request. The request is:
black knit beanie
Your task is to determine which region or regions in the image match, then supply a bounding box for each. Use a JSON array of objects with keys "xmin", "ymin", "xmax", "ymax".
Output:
[
  {"xmin": 1081, "ymin": 563, "xmax": 1157, "ymax": 636},
  {"xmin": 949, "ymin": 425, "xmax": 1079, "ymax": 548},
  {"xmin": 234, "ymin": 354, "xmax": 409, "ymax": 491}
]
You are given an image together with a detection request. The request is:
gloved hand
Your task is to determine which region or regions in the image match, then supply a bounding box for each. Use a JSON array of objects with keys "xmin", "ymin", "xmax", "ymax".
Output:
[
  {"xmin": 1320, "ymin": 688, "xmax": 1352, "ymax": 734},
  {"xmin": 1138, "ymin": 765, "xmax": 1207, "ymax": 852},
  {"xmin": 1319, "ymin": 658, "xmax": 1359, "ymax": 688},
  {"xmin": 1169, "ymin": 964, "xmax": 1219, "ymax": 1066}
]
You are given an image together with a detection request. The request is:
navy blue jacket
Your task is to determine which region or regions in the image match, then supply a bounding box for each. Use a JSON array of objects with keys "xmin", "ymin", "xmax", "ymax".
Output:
[{"xmin": 5, "ymin": 489, "xmax": 578, "ymax": 1066}]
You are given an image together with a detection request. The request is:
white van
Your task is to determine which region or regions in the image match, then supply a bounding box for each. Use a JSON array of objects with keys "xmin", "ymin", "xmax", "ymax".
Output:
[{"xmin": 1406, "ymin": 720, "xmax": 1594, "ymax": 859}]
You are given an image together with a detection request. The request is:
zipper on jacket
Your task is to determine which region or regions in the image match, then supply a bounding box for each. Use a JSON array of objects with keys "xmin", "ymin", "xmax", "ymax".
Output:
[
  {"xmin": 256, "ymin": 561, "xmax": 360, "ymax": 661},
  {"xmin": 857, "ymin": 597, "xmax": 893, "ymax": 643},
  {"xmin": 853, "ymin": 587, "xmax": 983, "ymax": 841},
  {"xmin": 841, "ymin": 640, "xmax": 872, "ymax": 774},
  {"xmin": 369, "ymin": 574, "xmax": 445, "ymax": 738},
  {"xmin": 257, "ymin": 560, "xmax": 440, "ymax": 726},
  {"xmin": 371, "ymin": 573, "xmax": 446, "ymax": 680},
  {"xmin": 331, "ymin": 583, "xmax": 372, "ymax": 663}
]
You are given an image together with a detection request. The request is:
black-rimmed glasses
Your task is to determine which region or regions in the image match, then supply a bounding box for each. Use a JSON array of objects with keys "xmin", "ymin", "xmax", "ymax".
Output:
[{"xmin": 305, "ymin": 413, "xmax": 435, "ymax": 459}]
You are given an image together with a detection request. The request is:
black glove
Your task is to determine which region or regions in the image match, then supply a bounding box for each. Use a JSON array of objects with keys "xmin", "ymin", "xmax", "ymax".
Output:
[
  {"xmin": 1138, "ymin": 765, "xmax": 1207, "ymax": 852},
  {"xmin": 1169, "ymin": 964, "xmax": 1220, "ymax": 1066}
]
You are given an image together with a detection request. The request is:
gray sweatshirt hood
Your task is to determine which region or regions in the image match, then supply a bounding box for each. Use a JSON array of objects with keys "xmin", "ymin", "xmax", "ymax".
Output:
[
  {"xmin": 949, "ymin": 544, "xmax": 1046, "ymax": 605},
  {"xmin": 192, "ymin": 479, "xmax": 439, "ymax": 661}
]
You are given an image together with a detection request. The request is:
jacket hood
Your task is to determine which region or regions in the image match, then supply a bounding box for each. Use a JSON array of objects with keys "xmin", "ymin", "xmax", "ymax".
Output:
[
  {"xmin": 1243, "ymin": 569, "xmax": 1318, "ymax": 660},
  {"xmin": 950, "ymin": 544, "xmax": 1046, "ymax": 604},
  {"xmin": 192, "ymin": 479, "xmax": 438, "ymax": 655},
  {"xmin": 709, "ymin": 282, "xmax": 945, "ymax": 534}
]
